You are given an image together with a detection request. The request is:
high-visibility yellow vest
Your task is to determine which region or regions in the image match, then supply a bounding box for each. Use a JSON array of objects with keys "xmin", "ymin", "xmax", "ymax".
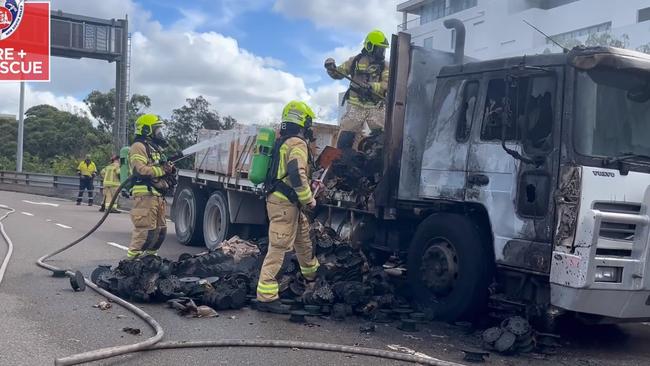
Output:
[{"xmin": 77, "ymin": 161, "xmax": 97, "ymax": 177}]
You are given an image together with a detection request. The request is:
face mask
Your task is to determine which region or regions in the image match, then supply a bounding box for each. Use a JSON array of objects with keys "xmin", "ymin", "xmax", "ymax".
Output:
[
  {"xmin": 372, "ymin": 47, "xmax": 386, "ymax": 61},
  {"xmin": 303, "ymin": 117, "xmax": 315, "ymax": 142},
  {"xmin": 152, "ymin": 126, "xmax": 168, "ymax": 147},
  {"xmin": 304, "ymin": 128, "xmax": 316, "ymax": 142}
]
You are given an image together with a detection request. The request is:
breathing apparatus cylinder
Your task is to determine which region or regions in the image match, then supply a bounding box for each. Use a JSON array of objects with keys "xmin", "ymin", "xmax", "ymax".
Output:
[
  {"xmin": 119, "ymin": 146, "xmax": 130, "ymax": 185},
  {"xmin": 249, "ymin": 127, "xmax": 276, "ymax": 185}
]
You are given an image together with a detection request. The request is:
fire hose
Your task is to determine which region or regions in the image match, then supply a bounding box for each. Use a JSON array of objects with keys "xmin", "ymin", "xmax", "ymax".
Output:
[
  {"xmin": 0, "ymin": 203, "xmax": 15, "ymax": 285},
  {"xmin": 0, "ymin": 174, "xmax": 466, "ymax": 365}
]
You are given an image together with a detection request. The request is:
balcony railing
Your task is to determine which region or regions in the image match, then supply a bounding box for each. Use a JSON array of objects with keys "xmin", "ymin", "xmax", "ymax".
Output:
[
  {"xmin": 399, "ymin": 1, "xmax": 477, "ymax": 30},
  {"xmin": 398, "ymin": 17, "xmax": 424, "ymax": 31}
]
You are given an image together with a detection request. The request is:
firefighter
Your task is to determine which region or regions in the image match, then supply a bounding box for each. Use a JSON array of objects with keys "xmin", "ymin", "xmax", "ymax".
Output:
[
  {"xmin": 256, "ymin": 101, "xmax": 319, "ymax": 313},
  {"xmin": 127, "ymin": 114, "xmax": 173, "ymax": 259},
  {"xmin": 99, "ymin": 155, "xmax": 121, "ymax": 213},
  {"xmin": 325, "ymin": 29, "xmax": 390, "ymax": 149},
  {"xmin": 76, "ymin": 154, "xmax": 97, "ymax": 206}
]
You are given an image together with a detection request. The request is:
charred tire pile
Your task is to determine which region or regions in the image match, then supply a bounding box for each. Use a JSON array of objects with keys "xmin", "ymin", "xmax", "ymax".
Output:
[
  {"xmin": 92, "ymin": 246, "xmax": 260, "ymax": 310},
  {"xmin": 92, "ymin": 221, "xmax": 418, "ymax": 321}
]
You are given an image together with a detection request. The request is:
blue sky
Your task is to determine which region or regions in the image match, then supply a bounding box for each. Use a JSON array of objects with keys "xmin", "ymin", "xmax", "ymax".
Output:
[
  {"xmin": 137, "ymin": 0, "xmax": 364, "ymax": 88},
  {"xmin": 20, "ymin": 0, "xmax": 399, "ymax": 124}
]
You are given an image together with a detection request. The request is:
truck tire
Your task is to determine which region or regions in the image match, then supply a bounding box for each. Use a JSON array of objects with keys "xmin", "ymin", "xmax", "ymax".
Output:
[
  {"xmin": 203, "ymin": 191, "xmax": 232, "ymax": 250},
  {"xmin": 407, "ymin": 213, "xmax": 492, "ymax": 322},
  {"xmin": 173, "ymin": 185, "xmax": 207, "ymax": 246}
]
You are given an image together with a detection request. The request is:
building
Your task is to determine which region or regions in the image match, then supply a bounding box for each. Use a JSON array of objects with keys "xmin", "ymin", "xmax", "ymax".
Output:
[{"xmin": 397, "ymin": 0, "xmax": 650, "ymax": 60}]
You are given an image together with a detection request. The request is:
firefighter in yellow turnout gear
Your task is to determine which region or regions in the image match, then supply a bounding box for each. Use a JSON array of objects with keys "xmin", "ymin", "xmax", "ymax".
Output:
[
  {"xmin": 127, "ymin": 114, "xmax": 173, "ymax": 260},
  {"xmin": 325, "ymin": 29, "xmax": 390, "ymax": 149},
  {"xmin": 99, "ymin": 155, "xmax": 121, "ymax": 213},
  {"xmin": 256, "ymin": 101, "xmax": 320, "ymax": 314}
]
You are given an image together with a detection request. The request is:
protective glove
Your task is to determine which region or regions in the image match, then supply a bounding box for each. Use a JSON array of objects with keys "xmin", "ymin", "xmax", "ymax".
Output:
[
  {"xmin": 163, "ymin": 162, "xmax": 174, "ymax": 175},
  {"xmin": 324, "ymin": 58, "xmax": 336, "ymax": 71},
  {"xmin": 359, "ymin": 82, "xmax": 373, "ymax": 93},
  {"xmin": 307, "ymin": 198, "xmax": 317, "ymax": 210}
]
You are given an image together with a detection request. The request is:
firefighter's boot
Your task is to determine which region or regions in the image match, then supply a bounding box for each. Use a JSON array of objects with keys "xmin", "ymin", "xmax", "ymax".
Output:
[{"xmin": 256, "ymin": 300, "xmax": 290, "ymax": 314}]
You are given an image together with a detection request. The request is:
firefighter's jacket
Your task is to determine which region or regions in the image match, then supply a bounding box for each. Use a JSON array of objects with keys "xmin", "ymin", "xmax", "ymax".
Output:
[
  {"xmin": 328, "ymin": 54, "xmax": 389, "ymax": 107},
  {"xmin": 101, "ymin": 162, "xmax": 121, "ymax": 188},
  {"xmin": 129, "ymin": 141, "xmax": 168, "ymax": 197},
  {"xmin": 271, "ymin": 137, "xmax": 313, "ymax": 206}
]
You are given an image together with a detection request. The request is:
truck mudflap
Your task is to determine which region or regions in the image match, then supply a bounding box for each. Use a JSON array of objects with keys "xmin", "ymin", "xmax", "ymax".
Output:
[{"xmin": 550, "ymin": 166, "xmax": 650, "ymax": 319}]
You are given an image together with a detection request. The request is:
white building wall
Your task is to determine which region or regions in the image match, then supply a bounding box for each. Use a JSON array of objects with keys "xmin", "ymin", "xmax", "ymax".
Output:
[{"xmin": 400, "ymin": 0, "xmax": 650, "ymax": 60}]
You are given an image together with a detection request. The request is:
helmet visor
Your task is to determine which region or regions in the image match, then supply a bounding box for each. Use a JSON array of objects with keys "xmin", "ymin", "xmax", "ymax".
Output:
[{"xmin": 153, "ymin": 125, "xmax": 164, "ymax": 140}]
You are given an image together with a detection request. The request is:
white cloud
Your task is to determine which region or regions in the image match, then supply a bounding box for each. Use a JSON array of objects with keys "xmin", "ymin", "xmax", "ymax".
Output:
[
  {"xmin": 129, "ymin": 30, "xmax": 310, "ymax": 123},
  {"xmin": 5, "ymin": 0, "xmax": 401, "ymax": 129},
  {"xmin": 308, "ymin": 82, "xmax": 347, "ymax": 125},
  {"xmin": 277, "ymin": 0, "xmax": 399, "ymax": 101},
  {"xmin": 273, "ymin": 0, "xmax": 402, "ymax": 36},
  {"xmin": 0, "ymin": 83, "xmax": 92, "ymax": 119}
]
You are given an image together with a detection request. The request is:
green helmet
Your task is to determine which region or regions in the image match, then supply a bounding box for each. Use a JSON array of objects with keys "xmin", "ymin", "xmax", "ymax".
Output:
[
  {"xmin": 135, "ymin": 114, "xmax": 163, "ymax": 137},
  {"xmin": 364, "ymin": 29, "xmax": 389, "ymax": 53},
  {"xmin": 282, "ymin": 101, "xmax": 315, "ymax": 128}
]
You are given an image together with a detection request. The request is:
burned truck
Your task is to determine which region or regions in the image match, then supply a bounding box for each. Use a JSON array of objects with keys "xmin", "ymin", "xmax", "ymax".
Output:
[{"xmin": 173, "ymin": 20, "xmax": 650, "ymax": 323}]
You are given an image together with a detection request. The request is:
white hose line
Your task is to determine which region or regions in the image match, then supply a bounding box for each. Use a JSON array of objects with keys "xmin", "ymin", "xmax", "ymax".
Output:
[
  {"xmin": 25, "ymin": 184, "xmax": 466, "ymax": 366},
  {"xmin": 0, "ymin": 203, "xmax": 16, "ymax": 285}
]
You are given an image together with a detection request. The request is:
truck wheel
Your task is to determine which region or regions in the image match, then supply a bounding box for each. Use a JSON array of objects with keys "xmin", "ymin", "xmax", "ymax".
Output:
[
  {"xmin": 174, "ymin": 185, "xmax": 207, "ymax": 246},
  {"xmin": 203, "ymin": 191, "xmax": 232, "ymax": 250},
  {"xmin": 407, "ymin": 213, "xmax": 492, "ymax": 322}
]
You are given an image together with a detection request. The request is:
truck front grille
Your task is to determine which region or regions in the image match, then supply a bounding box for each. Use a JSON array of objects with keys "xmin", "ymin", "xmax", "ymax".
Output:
[
  {"xmin": 599, "ymin": 221, "xmax": 636, "ymax": 240},
  {"xmin": 593, "ymin": 202, "xmax": 642, "ymax": 257}
]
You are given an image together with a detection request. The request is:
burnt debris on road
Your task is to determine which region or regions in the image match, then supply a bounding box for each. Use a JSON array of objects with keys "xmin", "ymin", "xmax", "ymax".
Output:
[{"xmin": 91, "ymin": 221, "xmax": 417, "ymax": 324}]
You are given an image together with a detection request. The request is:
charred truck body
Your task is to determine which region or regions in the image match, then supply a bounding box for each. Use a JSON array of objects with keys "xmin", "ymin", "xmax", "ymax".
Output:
[{"xmin": 173, "ymin": 21, "xmax": 650, "ymax": 324}]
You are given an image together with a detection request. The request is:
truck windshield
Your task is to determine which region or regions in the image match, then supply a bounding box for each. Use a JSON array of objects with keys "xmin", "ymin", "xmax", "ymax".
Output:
[{"xmin": 574, "ymin": 68, "xmax": 650, "ymax": 161}]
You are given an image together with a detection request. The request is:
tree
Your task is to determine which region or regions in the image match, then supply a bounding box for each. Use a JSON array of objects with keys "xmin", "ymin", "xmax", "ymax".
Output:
[
  {"xmin": 166, "ymin": 96, "xmax": 237, "ymax": 150},
  {"xmin": 0, "ymin": 105, "xmax": 114, "ymax": 175},
  {"xmin": 584, "ymin": 32, "xmax": 629, "ymax": 48},
  {"xmin": 558, "ymin": 32, "xmax": 631, "ymax": 50},
  {"xmin": 84, "ymin": 89, "xmax": 152, "ymax": 138}
]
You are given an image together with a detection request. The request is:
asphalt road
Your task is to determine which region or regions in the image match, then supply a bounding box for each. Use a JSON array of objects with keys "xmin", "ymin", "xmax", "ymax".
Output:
[{"xmin": 2, "ymin": 190, "xmax": 650, "ymax": 366}]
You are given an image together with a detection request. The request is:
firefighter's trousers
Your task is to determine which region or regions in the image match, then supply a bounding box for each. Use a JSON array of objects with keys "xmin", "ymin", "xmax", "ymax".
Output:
[
  {"xmin": 257, "ymin": 195, "xmax": 319, "ymax": 302},
  {"xmin": 335, "ymin": 103, "xmax": 385, "ymax": 149},
  {"xmin": 128, "ymin": 195, "xmax": 166, "ymax": 259},
  {"xmin": 103, "ymin": 186, "xmax": 119, "ymax": 209}
]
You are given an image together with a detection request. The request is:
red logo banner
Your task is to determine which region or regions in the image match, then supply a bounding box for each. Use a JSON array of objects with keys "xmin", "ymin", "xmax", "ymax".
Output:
[{"xmin": 0, "ymin": 1, "xmax": 50, "ymax": 82}]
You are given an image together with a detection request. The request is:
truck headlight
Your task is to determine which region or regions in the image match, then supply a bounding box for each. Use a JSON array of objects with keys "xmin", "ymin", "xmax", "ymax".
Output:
[{"xmin": 594, "ymin": 266, "xmax": 622, "ymax": 283}]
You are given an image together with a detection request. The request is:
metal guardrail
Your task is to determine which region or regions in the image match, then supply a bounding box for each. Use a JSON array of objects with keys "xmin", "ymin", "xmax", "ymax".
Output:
[{"xmin": 0, "ymin": 170, "xmax": 102, "ymax": 195}]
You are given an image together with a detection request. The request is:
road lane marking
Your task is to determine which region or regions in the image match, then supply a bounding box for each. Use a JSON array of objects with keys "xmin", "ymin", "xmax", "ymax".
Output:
[
  {"xmin": 55, "ymin": 224, "xmax": 72, "ymax": 229},
  {"xmin": 20, "ymin": 212, "xmax": 34, "ymax": 216},
  {"xmin": 106, "ymin": 242, "xmax": 128, "ymax": 251},
  {"xmin": 22, "ymin": 200, "xmax": 59, "ymax": 207}
]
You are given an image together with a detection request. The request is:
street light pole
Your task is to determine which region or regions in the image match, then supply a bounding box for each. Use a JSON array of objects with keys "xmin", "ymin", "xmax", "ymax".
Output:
[{"xmin": 16, "ymin": 81, "xmax": 25, "ymax": 173}]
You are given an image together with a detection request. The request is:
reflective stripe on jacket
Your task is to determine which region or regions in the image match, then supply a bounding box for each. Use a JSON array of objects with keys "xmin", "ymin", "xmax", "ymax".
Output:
[
  {"xmin": 272, "ymin": 137, "xmax": 313, "ymax": 205},
  {"xmin": 327, "ymin": 54, "xmax": 389, "ymax": 107},
  {"xmin": 129, "ymin": 141, "xmax": 165, "ymax": 197},
  {"xmin": 102, "ymin": 162, "xmax": 121, "ymax": 187}
]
